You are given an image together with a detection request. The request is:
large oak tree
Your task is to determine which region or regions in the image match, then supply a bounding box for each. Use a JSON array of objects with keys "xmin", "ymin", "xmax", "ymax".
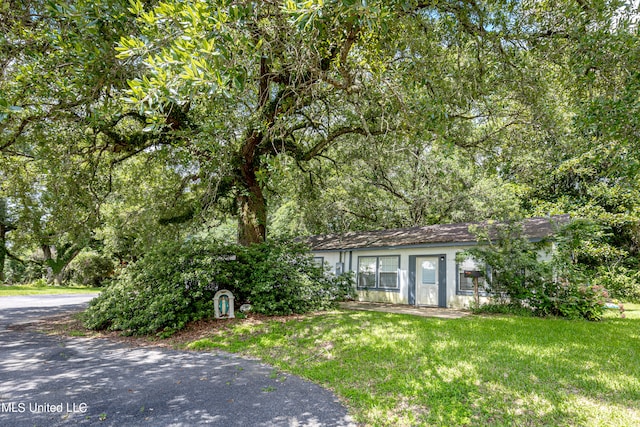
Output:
[{"xmin": 116, "ymin": 0, "xmax": 569, "ymax": 244}]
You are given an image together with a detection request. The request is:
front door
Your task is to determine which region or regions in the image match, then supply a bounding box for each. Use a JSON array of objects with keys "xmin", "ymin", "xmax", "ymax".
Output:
[{"xmin": 416, "ymin": 256, "xmax": 439, "ymax": 306}]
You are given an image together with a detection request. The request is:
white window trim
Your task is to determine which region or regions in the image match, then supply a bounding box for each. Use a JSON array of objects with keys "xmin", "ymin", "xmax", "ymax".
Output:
[{"xmin": 357, "ymin": 255, "xmax": 400, "ymax": 291}]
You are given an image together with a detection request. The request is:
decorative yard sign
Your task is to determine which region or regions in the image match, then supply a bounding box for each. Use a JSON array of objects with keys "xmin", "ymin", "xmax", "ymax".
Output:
[{"xmin": 214, "ymin": 290, "xmax": 235, "ymax": 319}]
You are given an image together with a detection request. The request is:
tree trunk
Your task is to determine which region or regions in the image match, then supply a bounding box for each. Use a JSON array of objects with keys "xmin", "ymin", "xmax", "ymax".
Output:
[
  {"xmin": 42, "ymin": 244, "xmax": 55, "ymax": 284},
  {"xmin": 236, "ymin": 132, "xmax": 267, "ymax": 246},
  {"xmin": 0, "ymin": 223, "xmax": 6, "ymax": 283},
  {"xmin": 237, "ymin": 188, "xmax": 267, "ymax": 246},
  {"xmin": 0, "ymin": 199, "xmax": 7, "ymax": 283},
  {"xmin": 53, "ymin": 271, "xmax": 65, "ymax": 287},
  {"xmin": 42, "ymin": 243, "xmax": 82, "ymax": 286}
]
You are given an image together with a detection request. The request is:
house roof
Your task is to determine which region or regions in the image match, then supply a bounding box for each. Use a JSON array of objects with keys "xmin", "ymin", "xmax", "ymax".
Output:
[{"xmin": 307, "ymin": 215, "xmax": 571, "ymax": 251}]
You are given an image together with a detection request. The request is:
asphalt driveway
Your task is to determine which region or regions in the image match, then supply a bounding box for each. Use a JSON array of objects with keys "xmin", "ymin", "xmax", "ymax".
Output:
[{"xmin": 0, "ymin": 295, "xmax": 355, "ymax": 426}]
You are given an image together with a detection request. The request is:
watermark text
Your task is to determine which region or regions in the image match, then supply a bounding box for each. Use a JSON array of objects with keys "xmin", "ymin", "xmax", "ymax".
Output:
[{"xmin": 1, "ymin": 401, "xmax": 88, "ymax": 414}]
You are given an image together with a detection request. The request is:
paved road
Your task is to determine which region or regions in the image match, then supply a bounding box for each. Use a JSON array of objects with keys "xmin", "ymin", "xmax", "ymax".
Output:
[{"xmin": 0, "ymin": 295, "xmax": 355, "ymax": 426}]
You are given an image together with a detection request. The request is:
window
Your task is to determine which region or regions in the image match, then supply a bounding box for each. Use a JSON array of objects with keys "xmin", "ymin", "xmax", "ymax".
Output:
[
  {"xmin": 421, "ymin": 260, "xmax": 437, "ymax": 284},
  {"xmin": 358, "ymin": 256, "xmax": 400, "ymax": 289},
  {"xmin": 358, "ymin": 257, "xmax": 377, "ymax": 288},
  {"xmin": 312, "ymin": 257, "xmax": 324, "ymax": 269},
  {"xmin": 457, "ymin": 257, "xmax": 487, "ymax": 294}
]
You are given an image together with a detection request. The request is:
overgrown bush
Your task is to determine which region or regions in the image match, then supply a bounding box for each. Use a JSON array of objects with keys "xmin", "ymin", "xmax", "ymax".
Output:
[
  {"xmin": 465, "ymin": 219, "xmax": 607, "ymax": 321},
  {"xmin": 464, "ymin": 220, "xmax": 553, "ymax": 305},
  {"xmin": 529, "ymin": 281, "xmax": 609, "ymax": 321},
  {"xmin": 4, "ymin": 259, "xmax": 46, "ymax": 284},
  {"xmin": 233, "ymin": 243, "xmax": 355, "ymax": 315},
  {"xmin": 65, "ymin": 251, "xmax": 115, "ymax": 287},
  {"xmin": 591, "ymin": 266, "xmax": 640, "ymax": 303},
  {"xmin": 83, "ymin": 239, "xmax": 355, "ymax": 336}
]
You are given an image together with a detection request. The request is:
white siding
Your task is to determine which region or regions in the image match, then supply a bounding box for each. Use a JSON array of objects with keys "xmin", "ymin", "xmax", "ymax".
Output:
[{"xmin": 313, "ymin": 246, "xmax": 477, "ymax": 308}]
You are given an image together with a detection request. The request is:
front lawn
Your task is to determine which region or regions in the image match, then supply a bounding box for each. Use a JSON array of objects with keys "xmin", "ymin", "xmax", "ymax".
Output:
[
  {"xmin": 0, "ymin": 285, "xmax": 102, "ymax": 296},
  {"xmin": 187, "ymin": 308, "xmax": 640, "ymax": 426}
]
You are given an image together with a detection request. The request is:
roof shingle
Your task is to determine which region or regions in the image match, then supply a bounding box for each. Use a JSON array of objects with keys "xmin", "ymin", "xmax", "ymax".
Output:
[{"xmin": 308, "ymin": 215, "xmax": 571, "ymax": 251}]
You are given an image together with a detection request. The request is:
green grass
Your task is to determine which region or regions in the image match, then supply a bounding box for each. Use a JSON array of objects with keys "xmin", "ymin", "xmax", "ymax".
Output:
[
  {"xmin": 187, "ymin": 307, "xmax": 640, "ymax": 426},
  {"xmin": 0, "ymin": 285, "xmax": 101, "ymax": 296}
]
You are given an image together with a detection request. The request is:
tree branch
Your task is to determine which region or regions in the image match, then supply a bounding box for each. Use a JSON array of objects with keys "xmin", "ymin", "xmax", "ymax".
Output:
[
  {"xmin": 0, "ymin": 117, "xmax": 31, "ymax": 152},
  {"xmin": 301, "ymin": 124, "xmax": 395, "ymax": 161},
  {"xmin": 5, "ymin": 249, "xmax": 27, "ymax": 264}
]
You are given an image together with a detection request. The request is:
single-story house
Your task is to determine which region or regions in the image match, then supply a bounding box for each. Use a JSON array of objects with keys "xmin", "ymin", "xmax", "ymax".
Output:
[{"xmin": 308, "ymin": 215, "xmax": 571, "ymax": 309}]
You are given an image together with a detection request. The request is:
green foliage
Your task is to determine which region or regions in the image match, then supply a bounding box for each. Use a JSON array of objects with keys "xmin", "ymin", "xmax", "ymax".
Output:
[
  {"xmin": 65, "ymin": 251, "xmax": 115, "ymax": 287},
  {"xmin": 83, "ymin": 239, "xmax": 234, "ymax": 336},
  {"xmin": 95, "ymin": 153, "xmax": 197, "ymax": 263},
  {"xmin": 233, "ymin": 242, "xmax": 355, "ymax": 315},
  {"xmin": 465, "ymin": 219, "xmax": 608, "ymax": 321},
  {"xmin": 24, "ymin": 278, "xmax": 48, "ymax": 288},
  {"xmin": 4, "ymin": 259, "xmax": 46, "ymax": 285},
  {"xmin": 83, "ymin": 239, "xmax": 354, "ymax": 336},
  {"xmin": 592, "ymin": 265, "xmax": 640, "ymax": 303},
  {"xmin": 464, "ymin": 220, "xmax": 552, "ymax": 304},
  {"xmin": 295, "ymin": 142, "xmax": 525, "ymax": 233},
  {"xmin": 531, "ymin": 282, "xmax": 609, "ymax": 321}
]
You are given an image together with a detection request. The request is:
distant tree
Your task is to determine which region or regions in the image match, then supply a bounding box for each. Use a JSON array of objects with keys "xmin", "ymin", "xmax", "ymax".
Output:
[
  {"xmin": 0, "ymin": 0, "xmax": 192, "ymax": 277},
  {"xmin": 0, "ymin": 198, "xmax": 14, "ymax": 282},
  {"xmin": 432, "ymin": 0, "xmax": 640, "ymax": 280},
  {"xmin": 289, "ymin": 139, "xmax": 524, "ymax": 233}
]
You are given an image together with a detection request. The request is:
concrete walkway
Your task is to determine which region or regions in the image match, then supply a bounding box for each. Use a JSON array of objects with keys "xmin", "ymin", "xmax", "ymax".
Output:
[{"xmin": 340, "ymin": 301, "xmax": 469, "ymax": 319}]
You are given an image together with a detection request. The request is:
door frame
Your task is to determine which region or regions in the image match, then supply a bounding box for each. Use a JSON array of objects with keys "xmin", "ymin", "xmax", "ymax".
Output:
[{"xmin": 408, "ymin": 254, "xmax": 447, "ymax": 308}]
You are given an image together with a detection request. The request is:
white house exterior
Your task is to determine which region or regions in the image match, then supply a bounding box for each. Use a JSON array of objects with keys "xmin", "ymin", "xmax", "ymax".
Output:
[{"xmin": 308, "ymin": 216, "xmax": 569, "ymax": 309}]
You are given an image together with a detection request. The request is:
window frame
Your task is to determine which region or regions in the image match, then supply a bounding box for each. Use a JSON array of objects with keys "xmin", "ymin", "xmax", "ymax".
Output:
[
  {"xmin": 456, "ymin": 256, "xmax": 490, "ymax": 296},
  {"xmin": 357, "ymin": 255, "xmax": 401, "ymax": 291},
  {"xmin": 312, "ymin": 256, "xmax": 325, "ymax": 269}
]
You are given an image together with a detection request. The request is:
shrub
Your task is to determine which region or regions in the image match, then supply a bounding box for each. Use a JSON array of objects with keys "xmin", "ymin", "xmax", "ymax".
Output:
[
  {"xmin": 529, "ymin": 281, "xmax": 608, "ymax": 321},
  {"xmin": 83, "ymin": 239, "xmax": 237, "ymax": 336},
  {"xmin": 463, "ymin": 220, "xmax": 552, "ymax": 307},
  {"xmin": 464, "ymin": 219, "xmax": 609, "ymax": 321},
  {"xmin": 65, "ymin": 251, "xmax": 115, "ymax": 287},
  {"xmin": 233, "ymin": 242, "xmax": 355, "ymax": 315},
  {"xmin": 5, "ymin": 259, "xmax": 46, "ymax": 285},
  {"xmin": 591, "ymin": 266, "xmax": 640, "ymax": 303},
  {"xmin": 83, "ymin": 239, "xmax": 354, "ymax": 336}
]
